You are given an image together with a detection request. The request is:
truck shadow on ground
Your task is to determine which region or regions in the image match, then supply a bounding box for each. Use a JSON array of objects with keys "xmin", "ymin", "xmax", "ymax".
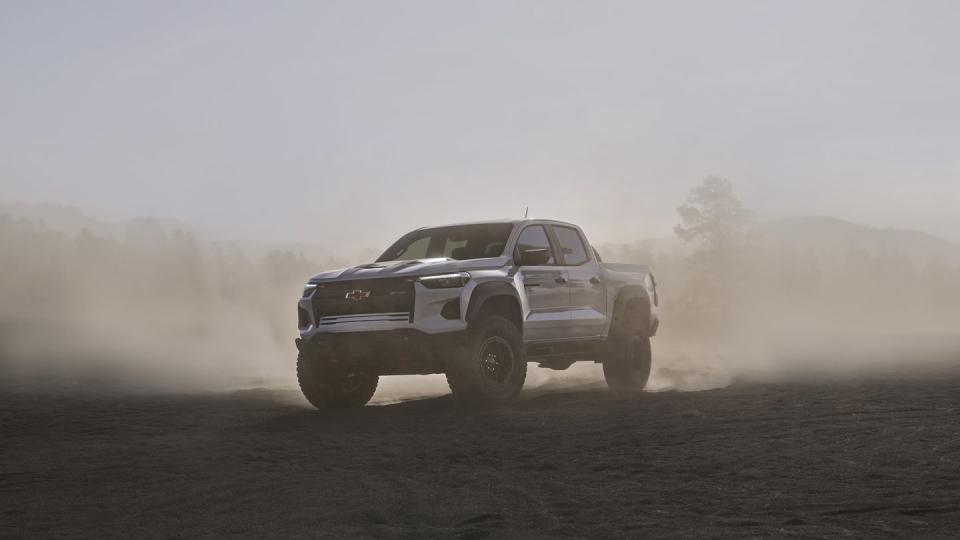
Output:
[{"xmin": 242, "ymin": 386, "xmax": 628, "ymax": 435}]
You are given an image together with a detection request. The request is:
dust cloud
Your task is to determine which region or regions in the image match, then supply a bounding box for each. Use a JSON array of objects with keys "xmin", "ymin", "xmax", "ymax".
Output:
[
  {"xmin": 2, "ymin": 193, "xmax": 960, "ymax": 402},
  {"xmin": 0, "ymin": 210, "xmax": 309, "ymax": 392}
]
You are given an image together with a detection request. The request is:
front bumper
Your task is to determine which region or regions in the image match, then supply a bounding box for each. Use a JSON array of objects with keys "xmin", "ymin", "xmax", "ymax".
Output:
[{"xmin": 295, "ymin": 329, "xmax": 464, "ymax": 375}]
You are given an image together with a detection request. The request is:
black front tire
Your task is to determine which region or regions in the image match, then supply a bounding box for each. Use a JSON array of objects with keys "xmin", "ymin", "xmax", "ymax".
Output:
[
  {"xmin": 445, "ymin": 316, "xmax": 526, "ymax": 405},
  {"xmin": 297, "ymin": 350, "xmax": 378, "ymax": 409}
]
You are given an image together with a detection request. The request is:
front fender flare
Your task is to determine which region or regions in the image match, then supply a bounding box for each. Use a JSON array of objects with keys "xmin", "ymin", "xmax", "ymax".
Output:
[{"xmin": 465, "ymin": 281, "xmax": 522, "ymax": 323}]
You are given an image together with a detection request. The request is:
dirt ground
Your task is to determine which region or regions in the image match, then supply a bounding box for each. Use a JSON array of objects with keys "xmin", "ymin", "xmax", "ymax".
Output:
[{"xmin": 3, "ymin": 373, "xmax": 960, "ymax": 539}]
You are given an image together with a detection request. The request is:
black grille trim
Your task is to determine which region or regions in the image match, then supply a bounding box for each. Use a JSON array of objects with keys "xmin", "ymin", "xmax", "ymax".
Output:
[
  {"xmin": 311, "ymin": 278, "xmax": 415, "ymax": 321},
  {"xmin": 298, "ymin": 306, "xmax": 311, "ymax": 329}
]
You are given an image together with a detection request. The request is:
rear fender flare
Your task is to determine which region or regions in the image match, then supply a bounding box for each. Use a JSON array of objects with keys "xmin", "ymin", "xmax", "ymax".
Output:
[{"xmin": 611, "ymin": 286, "xmax": 653, "ymax": 337}]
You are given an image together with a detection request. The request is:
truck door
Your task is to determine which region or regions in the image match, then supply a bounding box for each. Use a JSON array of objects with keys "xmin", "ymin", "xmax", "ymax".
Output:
[
  {"xmin": 514, "ymin": 224, "xmax": 570, "ymax": 342},
  {"xmin": 551, "ymin": 225, "xmax": 607, "ymax": 339}
]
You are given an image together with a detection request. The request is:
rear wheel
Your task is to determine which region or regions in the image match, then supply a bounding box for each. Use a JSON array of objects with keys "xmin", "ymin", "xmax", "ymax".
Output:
[
  {"xmin": 445, "ymin": 316, "xmax": 526, "ymax": 404},
  {"xmin": 602, "ymin": 304, "xmax": 653, "ymax": 395},
  {"xmin": 297, "ymin": 351, "xmax": 378, "ymax": 409}
]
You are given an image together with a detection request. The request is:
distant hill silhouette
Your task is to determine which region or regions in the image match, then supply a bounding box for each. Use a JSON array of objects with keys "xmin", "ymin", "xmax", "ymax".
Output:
[
  {"xmin": 599, "ymin": 215, "xmax": 960, "ymax": 270},
  {"xmin": 0, "ymin": 203, "xmax": 112, "ymax": 236},
  {"xmin": 0, "ymin": 202, "xmax": 361, "ymax": 267},
  {"xmin": 759, "ymin": 216, "xmax": 960, "ymax": 263},
  {"xmin": 0, "ymin": 202, "xmax": 186, "ymax": 238}
]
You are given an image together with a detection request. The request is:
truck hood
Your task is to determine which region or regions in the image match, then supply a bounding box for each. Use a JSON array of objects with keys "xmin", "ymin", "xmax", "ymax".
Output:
[{"xmin": 308, "ymin": 256, "xmax": 510, "ymax": 283}]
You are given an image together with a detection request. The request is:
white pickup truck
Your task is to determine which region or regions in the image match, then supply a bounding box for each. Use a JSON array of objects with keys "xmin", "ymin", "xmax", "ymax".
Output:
[{"xmin": 295, "ymin": 219, "xmax": 659, "ymax": 408}]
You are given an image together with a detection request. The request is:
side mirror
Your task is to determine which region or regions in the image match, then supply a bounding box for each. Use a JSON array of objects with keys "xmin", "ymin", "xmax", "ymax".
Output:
[{"xmin": 517, "ymin": 247, "xmax": 552, "ymax": 266}]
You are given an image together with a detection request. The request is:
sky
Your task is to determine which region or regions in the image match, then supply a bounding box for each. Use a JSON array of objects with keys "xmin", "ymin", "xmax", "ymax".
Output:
[{"xmin": 2, "ymin": 0, "xmax": 959, "ymax": 251}]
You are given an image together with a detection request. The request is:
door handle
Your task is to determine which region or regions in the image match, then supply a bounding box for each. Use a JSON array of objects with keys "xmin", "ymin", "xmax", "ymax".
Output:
[
  {"xmin": 589, "ymin": 276, "xmax": 601, "ymax": 285},
  {"xmin": 555, "ymin": 276, "xmax": 567, "ymax": 284}
]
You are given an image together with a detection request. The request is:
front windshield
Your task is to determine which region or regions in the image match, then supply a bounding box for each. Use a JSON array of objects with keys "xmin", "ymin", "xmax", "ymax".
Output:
[{"xmin": 377, "ymin": 223, "xmax": 514, "ymax": 262}]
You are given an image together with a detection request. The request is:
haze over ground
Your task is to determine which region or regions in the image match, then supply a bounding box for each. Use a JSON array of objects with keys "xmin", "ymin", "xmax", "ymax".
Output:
[
  {"xmin": 2, "ymin": 1, "xmax": 960, "ymax": 399},
  {"xmin": 2, "ymin": 1, "xmax": 960, "ymax": 252}
]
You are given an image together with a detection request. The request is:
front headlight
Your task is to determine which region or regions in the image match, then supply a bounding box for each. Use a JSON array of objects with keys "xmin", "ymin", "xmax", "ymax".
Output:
[
  {"xmin": 418, "ymin": 272, "xmax": 470, "ymax": 289},
  {"xmin": 302, "ymin": 283, "xmax": 318, "ymax": 298}
]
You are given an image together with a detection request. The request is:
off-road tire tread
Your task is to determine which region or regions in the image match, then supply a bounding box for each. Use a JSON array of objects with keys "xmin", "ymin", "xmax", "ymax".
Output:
[
  {"xmin": 602, "ymin": 306, "xmax": 652, "ymax": 395},
  {"xmin": 297, "ymin": 350, "xmax": 378, "ymax": 409},
  {"xmin": 445, "ymin": 316, "xmax": 526, "ymax": 404}
]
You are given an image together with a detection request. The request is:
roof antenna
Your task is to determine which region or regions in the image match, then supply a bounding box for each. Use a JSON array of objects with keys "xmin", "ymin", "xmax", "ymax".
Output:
[{"xmin": 523, "ymin": 206, "xmax": 529, "ymax": 218}]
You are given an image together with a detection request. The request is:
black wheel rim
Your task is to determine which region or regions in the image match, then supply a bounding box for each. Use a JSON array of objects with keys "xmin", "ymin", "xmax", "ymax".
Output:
[{"xmin": 479, "ymin": 337, "xmax": 514, "ymax": 383}]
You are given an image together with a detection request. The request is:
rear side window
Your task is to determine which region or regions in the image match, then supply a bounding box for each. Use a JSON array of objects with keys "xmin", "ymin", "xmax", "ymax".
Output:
[{"xmin": 554, "ymin": 226, "xmax": 589, "ymax": 265}]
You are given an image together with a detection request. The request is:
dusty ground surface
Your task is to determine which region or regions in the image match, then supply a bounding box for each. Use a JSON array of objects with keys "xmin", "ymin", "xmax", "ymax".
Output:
[{"xmin": 3, "ymin": 374, "xmax": 960, "ymax": 539}]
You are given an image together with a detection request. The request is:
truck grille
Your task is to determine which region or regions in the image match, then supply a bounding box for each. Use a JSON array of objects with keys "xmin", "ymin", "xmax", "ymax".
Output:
[{"xmin": 310, "ymin": 278, "xmax": 415, "ymax": 322}]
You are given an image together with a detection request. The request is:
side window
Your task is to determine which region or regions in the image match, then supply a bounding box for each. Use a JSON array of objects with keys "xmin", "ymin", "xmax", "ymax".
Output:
[
  {"xmin": 554, "ymin": 226, "xmax": 589, "ymax": 265},
  {"xmin": 515, "ymin": 225, "xmax": 556, "ymax": 265},
  {"xmin": 441, "ymin": 238, "xmax": 468, "ymax": 259}
]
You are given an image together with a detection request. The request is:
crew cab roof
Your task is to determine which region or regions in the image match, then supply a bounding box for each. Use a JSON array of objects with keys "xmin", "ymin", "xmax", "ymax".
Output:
[{"xmin": 415, "ymin": 218, "xmax": 579, "ymax": 230}]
